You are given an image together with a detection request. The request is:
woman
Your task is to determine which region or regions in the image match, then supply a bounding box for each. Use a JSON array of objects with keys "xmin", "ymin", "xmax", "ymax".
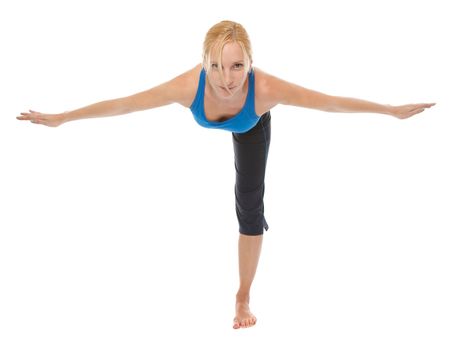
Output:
[{"xmin": 16, "ymin": 20, "xmax": 435, "ymax": 329}]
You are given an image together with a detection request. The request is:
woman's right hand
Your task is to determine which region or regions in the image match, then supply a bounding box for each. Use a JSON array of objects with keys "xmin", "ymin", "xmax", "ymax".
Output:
[{"xmin": 16, "ymin": 110, "xmax": 67, "ymax": 127}]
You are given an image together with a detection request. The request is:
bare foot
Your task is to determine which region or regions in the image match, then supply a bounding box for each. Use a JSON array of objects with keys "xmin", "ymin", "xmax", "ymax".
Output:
[{"xmin": 233, "ymin": 297, "xmax": 257, "ymax": 329}]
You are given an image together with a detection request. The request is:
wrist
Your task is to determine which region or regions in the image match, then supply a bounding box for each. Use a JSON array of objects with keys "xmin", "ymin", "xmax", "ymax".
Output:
[
  {"xmin": 384, "ymin": 104, "xmax": 396, "ymax": 116},
  {"xmin": 60, "ymin": 111, "xmax": 71, "ymax": 123}
]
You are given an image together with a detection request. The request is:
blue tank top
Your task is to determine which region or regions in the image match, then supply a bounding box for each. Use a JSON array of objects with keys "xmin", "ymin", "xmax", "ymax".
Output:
[{"xmin": 190, "ymin": 68, "xmax": 261, "ymax": 133}]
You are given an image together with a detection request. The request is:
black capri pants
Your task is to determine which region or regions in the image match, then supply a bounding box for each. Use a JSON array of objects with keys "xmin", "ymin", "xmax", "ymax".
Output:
[{"xmin": 232, "ymin": 111, "xmax": 271, "ymax": 236}]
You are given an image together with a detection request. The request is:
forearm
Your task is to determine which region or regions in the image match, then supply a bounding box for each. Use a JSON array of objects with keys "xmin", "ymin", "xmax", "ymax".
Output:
[
  {"xmin": 326, "ymin": 95, "xmax": 394, "ymax": 115},
  {"xmin": 63, "ymin": 97, "xmax": 132, "ymax": 122}
]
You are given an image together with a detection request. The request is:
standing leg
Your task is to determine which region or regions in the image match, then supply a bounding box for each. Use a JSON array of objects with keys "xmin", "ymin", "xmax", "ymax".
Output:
[
  {"xmin": 234, "ymin": 233, "xmax": 263, "ymax": 328},
  {"xmin": 232, "ymin": 111, "xmax": 271, "ymax": 329}
]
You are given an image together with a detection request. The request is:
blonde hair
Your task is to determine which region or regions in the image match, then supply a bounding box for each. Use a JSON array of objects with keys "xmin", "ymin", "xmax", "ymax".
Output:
[{"xmin": 202, "ymin": 20, "xmax": 252, "ymax": 94}]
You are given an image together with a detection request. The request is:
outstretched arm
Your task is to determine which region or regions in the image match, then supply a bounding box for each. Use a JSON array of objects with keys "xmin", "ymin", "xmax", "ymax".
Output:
[
  {"xmin": 267, "ymin": 75, "xmax": 435, "ymax": 119},
  {"xmin": 16, "ymin": 69, "xmax": 193, "ymax": 127}
]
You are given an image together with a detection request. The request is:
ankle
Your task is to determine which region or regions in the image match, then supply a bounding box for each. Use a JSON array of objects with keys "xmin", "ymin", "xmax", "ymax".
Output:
[{"xmin": 236, "ymin": 291, "xmax": 250, "ymax": 303}]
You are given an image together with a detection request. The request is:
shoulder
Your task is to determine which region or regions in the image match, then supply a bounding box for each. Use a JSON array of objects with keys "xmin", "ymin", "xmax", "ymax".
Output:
[
  {"xmin": 253, "ymin": 67, "xmax": 286, "ymax": 111},
  {"xmin": 169, "ymin": 63, "xmax": 202, "ymax": 108},
  {"xmin": 254, "ymin": 67, "xmax": 297, "ymax": 100},
  {"xmin": 175, "ymin": 63, "xmax": 202, "ymax": 85},
  {"xmin": 253, "ymin": 67, "xmax": 331, "ymax": 109}
]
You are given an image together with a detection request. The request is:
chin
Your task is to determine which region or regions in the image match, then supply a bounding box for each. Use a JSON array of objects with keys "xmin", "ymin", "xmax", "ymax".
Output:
[{"xmin": 218, "ymin": 87, "xmax": 238, "ymax": 97}]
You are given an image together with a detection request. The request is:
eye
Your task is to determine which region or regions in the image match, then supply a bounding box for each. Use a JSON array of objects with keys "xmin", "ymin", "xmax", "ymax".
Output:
[
  {"xmin": 211, "ymin": 63, "xmax": 218, "ymax": 69},
  {"xmin": 234, "ymin": 63, "xmax": 244, "ymax": 69}
]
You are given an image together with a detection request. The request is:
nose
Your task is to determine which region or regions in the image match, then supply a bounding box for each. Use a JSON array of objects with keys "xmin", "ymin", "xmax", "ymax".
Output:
[{"xmin": 222, "ymin": 69, "xmax": 233, "ymax": 85}]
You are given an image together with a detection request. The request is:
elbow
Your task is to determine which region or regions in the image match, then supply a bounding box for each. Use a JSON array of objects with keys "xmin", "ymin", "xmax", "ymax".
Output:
[
  {"xmin": 120, "ymin": 96, "xmax": 142, "ymax": 114},
  {"xmin": 295, "ymin": 91, "xmax": 338, "ymax": 112},
  {"xmin": 320, "ymin": 95, "xmax": 345, "ymax": 113}
]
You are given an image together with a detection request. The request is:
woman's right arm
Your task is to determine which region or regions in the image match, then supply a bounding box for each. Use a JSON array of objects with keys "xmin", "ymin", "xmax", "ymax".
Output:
[{"xmin": 16, "ymin": 68, "xmax": 195, "ymax": 127}]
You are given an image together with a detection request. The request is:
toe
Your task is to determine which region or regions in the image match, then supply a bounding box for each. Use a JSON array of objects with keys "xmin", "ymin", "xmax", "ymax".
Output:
[{"xmin": 233, "ymin": 318, "xmax": 240, "ymax": 329}]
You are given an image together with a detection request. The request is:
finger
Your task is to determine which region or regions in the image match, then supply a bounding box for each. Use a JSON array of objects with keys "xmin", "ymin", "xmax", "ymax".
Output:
[
  {"xmin": 409, "ymin": 104, "xmax": 427, "ymax": 112},
  {"xmin": 412, "ymin": 103, "xmax": 435, "ymax": 111},
  {"xmin": 410, "ymin": 108, "xmax": 424, "ymax": 117},
  {"xmin": 415, "ymin": 103, "xmax": 433, "ymax": 109}
]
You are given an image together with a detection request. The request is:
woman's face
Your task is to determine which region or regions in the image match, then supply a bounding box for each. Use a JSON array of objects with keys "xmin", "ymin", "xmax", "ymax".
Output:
[{"xmin": 206, "ymin": 41, "xmax": 250, "ymax": 100}]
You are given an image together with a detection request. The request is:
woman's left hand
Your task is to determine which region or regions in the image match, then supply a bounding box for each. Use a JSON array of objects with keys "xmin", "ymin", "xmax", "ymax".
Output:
[{"xmin": 390, "ymin": 103, "xmax": 436, "ymax": 119}]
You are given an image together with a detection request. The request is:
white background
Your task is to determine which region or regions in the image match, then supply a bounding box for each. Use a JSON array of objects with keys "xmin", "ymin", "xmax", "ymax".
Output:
[{"xmin": 1, "ymin": 0, "xmax": 454, "ymax": 349}]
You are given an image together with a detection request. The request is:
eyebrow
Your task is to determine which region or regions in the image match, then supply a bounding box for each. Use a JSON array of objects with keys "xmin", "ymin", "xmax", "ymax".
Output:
[{"xmin": 210, "ymin": 61, "xmax": 244, "ymax": 65}]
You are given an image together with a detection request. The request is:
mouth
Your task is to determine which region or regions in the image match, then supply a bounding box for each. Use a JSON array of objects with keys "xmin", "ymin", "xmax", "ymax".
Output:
[{"xmin": 220, "ymin": 86, "xmax": 236, "ymax": 91}]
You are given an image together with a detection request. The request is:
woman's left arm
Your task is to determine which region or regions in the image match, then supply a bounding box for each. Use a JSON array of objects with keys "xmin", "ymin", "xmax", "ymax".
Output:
[{"xmin": 268, "ymin": 75, "xmax": 435, "ymax": 119}]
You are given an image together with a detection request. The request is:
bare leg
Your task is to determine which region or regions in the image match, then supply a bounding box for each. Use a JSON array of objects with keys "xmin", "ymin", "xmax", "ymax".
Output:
[{"xmin": 233, "ymin": 233, "xmax": 263, "ymax": 329}]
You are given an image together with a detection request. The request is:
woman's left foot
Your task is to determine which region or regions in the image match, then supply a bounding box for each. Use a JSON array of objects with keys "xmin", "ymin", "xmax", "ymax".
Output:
[{"xmin": 233, "ymin": 298, "xmax": 257, "ymax": 329}]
